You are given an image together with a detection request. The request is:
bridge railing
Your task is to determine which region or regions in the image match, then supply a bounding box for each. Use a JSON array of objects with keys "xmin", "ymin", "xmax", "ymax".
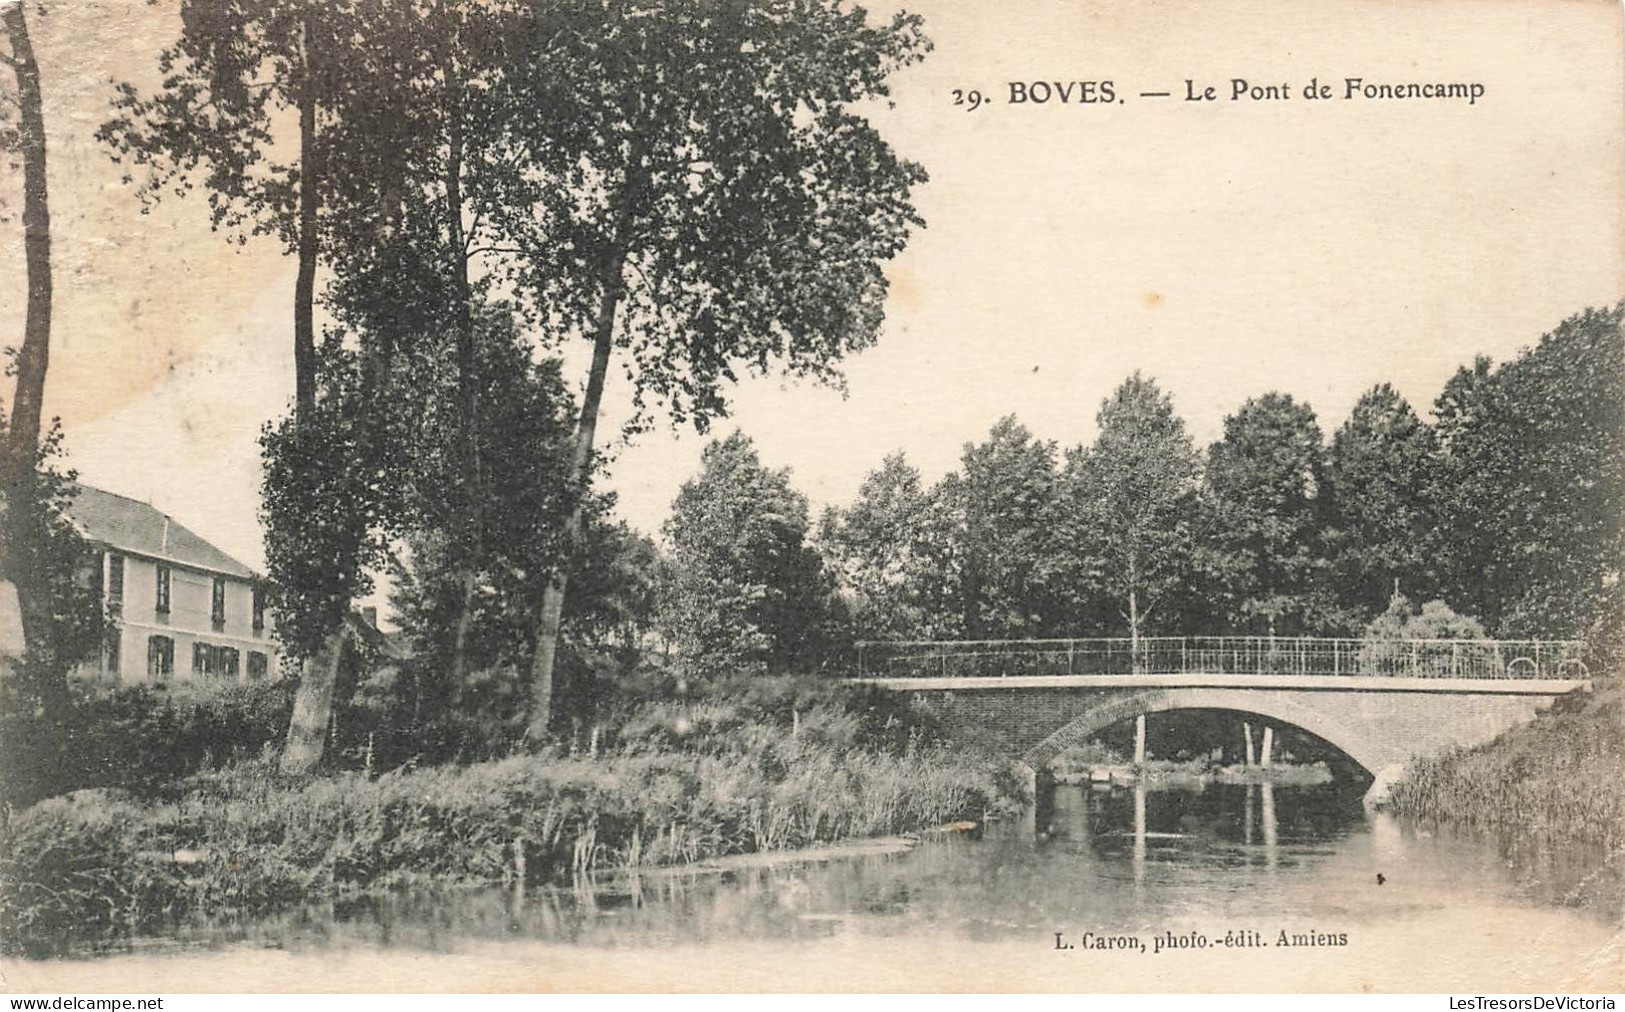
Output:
[{"xmin": 852, "ymin": 636, "xmax": 1589, "ymax": 681}]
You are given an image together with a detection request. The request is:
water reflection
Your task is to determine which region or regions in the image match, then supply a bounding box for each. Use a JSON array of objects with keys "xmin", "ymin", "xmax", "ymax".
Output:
[
  {"xmin": 73, "ymin": 781, "xmax": 1620, "ymax": 962},
  {"xmin": 1261, "ymin": 783, "xmax": 1278, "ymax": 868},
  {"xmin": 1133, "ymin": 781, "xmax": 1147, "ymax": 886}
]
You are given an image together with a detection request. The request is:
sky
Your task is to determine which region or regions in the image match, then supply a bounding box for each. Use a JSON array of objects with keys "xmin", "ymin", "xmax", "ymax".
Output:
[{"xmin": 2, "ymin": 0, "xmax": 1622, "ymax": 611}]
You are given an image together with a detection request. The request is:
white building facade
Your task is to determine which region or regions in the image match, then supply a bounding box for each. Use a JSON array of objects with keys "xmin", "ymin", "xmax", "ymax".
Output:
[{"xmin": 67, "ymin": 485, "xmax": 280, "ymax": 685}]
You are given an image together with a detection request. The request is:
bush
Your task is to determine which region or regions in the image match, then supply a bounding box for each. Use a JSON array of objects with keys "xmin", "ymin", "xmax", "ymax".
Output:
[
  {"xmin": 1360, "ymin": 595, "xmax": 1488, "ymax": 674},
  {"xmin": 0, "ymin": 680, "xmax": 293, "ymax": 808},
  {"xmin": 0, "ymin": 793, "xmax": 186, "ymax": 956}
]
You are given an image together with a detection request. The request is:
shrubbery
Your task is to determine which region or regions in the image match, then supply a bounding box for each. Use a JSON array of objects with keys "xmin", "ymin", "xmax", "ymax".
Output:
[
  {"xmin": 0, "ymin": 680, "xmax": 294, "ymax": 808},
  {"xmin": 1385, "ymin": 680, "xmax": 1623, "ymax": 849},
  {"xmin": 0, "ymin": 675, "xmax": 1024, "ymax": 957}
]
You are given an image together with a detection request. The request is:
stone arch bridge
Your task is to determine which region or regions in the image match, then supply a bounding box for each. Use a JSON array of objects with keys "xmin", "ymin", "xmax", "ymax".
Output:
[{"xmin": 846, "ymin": 636, "xmax": 1592, "ymax": 802}]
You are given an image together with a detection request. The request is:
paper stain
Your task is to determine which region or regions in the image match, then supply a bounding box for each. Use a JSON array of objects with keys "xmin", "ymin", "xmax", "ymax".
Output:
[{"xmin": 887, "ymin": 264, "xmax": 924, "ymax": 313}]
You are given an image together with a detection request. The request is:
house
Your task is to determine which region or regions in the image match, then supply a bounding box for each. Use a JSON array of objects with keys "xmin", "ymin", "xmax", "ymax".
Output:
[{"xmin": 66, "ymin": 483, "xmax": 280, "ymax": 685}]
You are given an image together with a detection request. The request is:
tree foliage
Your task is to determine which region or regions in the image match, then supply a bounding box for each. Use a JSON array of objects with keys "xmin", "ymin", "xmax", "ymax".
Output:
[
  {"xmin": 810, "ymin": 303, "xmax": 1622, "ymax": 661},
  {"xmin": 487, "ymin": 1, "xmax": 931, "ymax": 736},
  {"xmin": 1326, "ymin": 383, "xmax": 1438, "ymax": 617},
  {"xmin": 820, "ymin": 452, "xmax": 954, "ymax": 641},
  {"xmin": 491, "ymin": 1, "xmax": 931, "ymax": 431},
  {"xmin": 0, "ymin": 421, "xmax": 103, "ymax": 721},
  {"xmin": 1204, "ymin": 393, "xmax": 1339, "ymax": 634},
  {"xmin": 1431, "ymin": 306, "xmax": 1625, "ymax": 649},
  {"xmin": 658, "ymin": 432, "xmax": 833, "ymax": 678},
  {"xmin": 934, "ymin": 417, "xmax": 1065, "ymax": 639},
  {"xmin": 1061, "ymin": 374, "xmax": 1203, "ymax": 643},
  {"xmin": 257, "ymin": 349, "xmax": 389, "ymax": 662}
]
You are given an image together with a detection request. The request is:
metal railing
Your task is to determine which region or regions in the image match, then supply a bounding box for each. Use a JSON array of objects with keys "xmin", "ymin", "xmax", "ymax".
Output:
[{"xmin": 852, "ymin": 636, "xmax": 1590, "ymax": 681}]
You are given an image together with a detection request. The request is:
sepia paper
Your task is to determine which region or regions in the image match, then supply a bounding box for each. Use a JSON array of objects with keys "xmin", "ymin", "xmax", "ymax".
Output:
[{"xmin": 1, "ymin": 0, "xmax": 1622, "ymax": 995}]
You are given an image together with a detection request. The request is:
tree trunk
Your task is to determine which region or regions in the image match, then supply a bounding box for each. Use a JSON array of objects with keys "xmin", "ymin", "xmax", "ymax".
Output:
[
  {"xmin": 526, "ymin": 241, "xmax": 628, "ymax": 743},
  {"xmin": 291, "ymin": 11, "xmax": 319, "ymax": 421},
  {"xmin": 1128, "ymin": 587, "xmax": 1140, "ymax": 674},
  {"xmin": 2, "ymin": 4, "xmax": 65, "ymax": 722},
  {"xmin": 3, "ymin": 2, "xmax": 51, "ymax": 462},
  {"xmin": 444, "ymin": 94, "xmax": 481, "ymax": 692},
  {"xmin": 279, "ymin": 16, "xmax": 338, "ymax": 773},
  {"xmin": 279, "ymin": 628, "xmax": 345, "ymax": 774}
]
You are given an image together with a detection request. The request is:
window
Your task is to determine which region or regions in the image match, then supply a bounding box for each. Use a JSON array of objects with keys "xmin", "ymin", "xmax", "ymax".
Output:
[
  {"xmin": 155, "ymin": 564, "xmax": 171, "ymax": 617},
  {"xmin": 147, "ymin": 635, "xmax": 173, "ymax": 679},
  {"xmin": 106, "ymin": 553, "xmax": 124, "ymax": 615},
  {"xmin": 252, "ymin": 585, "xmax": 266, "ymax": 635},
  {"xmin": 248, "ymin": 651, "xmax": 268, "ymax": 679},
  {"xmin": 193, "ymin": 643, "xmax": 242, "ymax": 678},
  {"xmin": 212, "ymin": 576, "xmax": 227, "ymax": 631},
  {"xmin": 105, "ymin": 631, "xmax": 120, "ymax": 676}
]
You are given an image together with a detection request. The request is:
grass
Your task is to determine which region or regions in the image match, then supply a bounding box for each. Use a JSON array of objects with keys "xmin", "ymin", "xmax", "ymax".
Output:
[
  {"xmin": 1384, "ymin": 679, "xmax": 1624, "ymax": 850},
  {"xmin": 0, "ymin": 697, "xmax": 1025, "ymax": 957}
]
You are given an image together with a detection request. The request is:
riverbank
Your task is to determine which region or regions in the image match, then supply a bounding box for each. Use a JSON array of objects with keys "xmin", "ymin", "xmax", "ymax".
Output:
[
  {"xmin": 6, "ymin": 780, "xmax": 1620, "ymax": 994},
  {"xmin": 1053, "ymin": 761, "xmax": 1334, "ymax": 788},
  {"xmin": 0, "ymin": 712, "xmax": 1024, "ymax": 957},
  {"xmin": 1384, "ymin": 679, "xmax": 1623, "ymax": 851}
]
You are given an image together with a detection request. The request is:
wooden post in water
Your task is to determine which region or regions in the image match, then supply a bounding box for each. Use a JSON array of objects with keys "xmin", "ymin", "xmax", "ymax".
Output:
[
  {"xmin": 1134, "ymin": 714, "xmax": 1147, "ymax": 766},
  {"xmin": 1260, "ymin": 725, "xmax": 1274, "ymax": 769},
  {"xmin": 1243, "ymin": 722, "xmax": 1256, "ymax": 767}
]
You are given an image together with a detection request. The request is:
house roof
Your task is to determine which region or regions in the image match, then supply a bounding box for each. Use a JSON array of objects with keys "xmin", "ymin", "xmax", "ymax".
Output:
[
  {"xmin": 342, "ymin": 611, "xmax": 414, "ymax": 662},
  {"xmin": 67, "ymin": 484, "xmax": 258, "ymax": 580}
]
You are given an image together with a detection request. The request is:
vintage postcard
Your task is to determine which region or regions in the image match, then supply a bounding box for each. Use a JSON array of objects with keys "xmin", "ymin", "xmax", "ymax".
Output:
[{"xmin": 1, "ymin": 0, "xmax": 1622, "ymax": 995}]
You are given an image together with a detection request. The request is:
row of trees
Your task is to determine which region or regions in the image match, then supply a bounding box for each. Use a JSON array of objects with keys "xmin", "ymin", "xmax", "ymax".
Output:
[
  {"xmin": 661, "ymin": 306, "xmax": 1624, "ymax": 677},
  {"xmin": 3, "ymin": 0, "xmax": 1619, "ymax": 771},
  {"xmin": 83, "ymin": 0, "xmax": 930, "ymax": 768}
]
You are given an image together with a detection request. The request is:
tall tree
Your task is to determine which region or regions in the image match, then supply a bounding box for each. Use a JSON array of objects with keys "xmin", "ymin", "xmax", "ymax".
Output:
[
  {"xmin": 1487, "ymin": 304, "xmax": 1625, "ymax": 645},
  {"xmin": 384, "ymin": 311, "xmax": 579, "ymax": 697},
  {"xmin": 1204, "ymin": 393, "xmax": 1337, "ymax": 634},
  {"xmin": 2, "ymin": 0, "xmax": 51, "ymax": 464},
  {"xmin": 1063, "ymin": 373, "xmax": 1202, "ymax": 658},
  {"xmin": 315, "ymin": 0, "xmax": 523, "ymax": 693},
  {"xmin": 490, "ymin": 1, "xmax": 931, "ymax": 739},
  {"xmin": 103, "ymin": 1, "xmax": 527, "ymax": 768},
  {"xmin": 934, "ymin": 417, "xmax": 1065, "ymax": 639},
  {"xmin": 1327, "ymin": 384, "xmax": 1438, "ymax": 619},
  {"xmin": 658, "ymin": 431, "xmax": 832, "ymax": 678},
  {"xmin": 821, "ymin": 452, "xmax": 954, "ymax": 640},
  {"xmin": 101, "ymin": 0, "xmax": 364, "ymax": 771},
  {"xmin": 0, "ymin": 3, "xmax": 103, "ymax": 721},
  {"xmin": 1428, "ymin": 356, "xmax": 1512, "ymax": 628}
]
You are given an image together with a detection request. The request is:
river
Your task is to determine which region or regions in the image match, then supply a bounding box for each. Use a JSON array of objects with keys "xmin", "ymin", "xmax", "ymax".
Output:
[{"xmin": 5, "ymin": 781, "xmax": 1620, "ymax": 992}]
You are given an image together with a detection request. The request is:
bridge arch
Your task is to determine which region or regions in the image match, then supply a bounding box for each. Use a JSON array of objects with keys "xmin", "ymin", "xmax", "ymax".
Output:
[{"xmin": 1020, "ymin": 686, "xmax": 1393, "ymax": 780}]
